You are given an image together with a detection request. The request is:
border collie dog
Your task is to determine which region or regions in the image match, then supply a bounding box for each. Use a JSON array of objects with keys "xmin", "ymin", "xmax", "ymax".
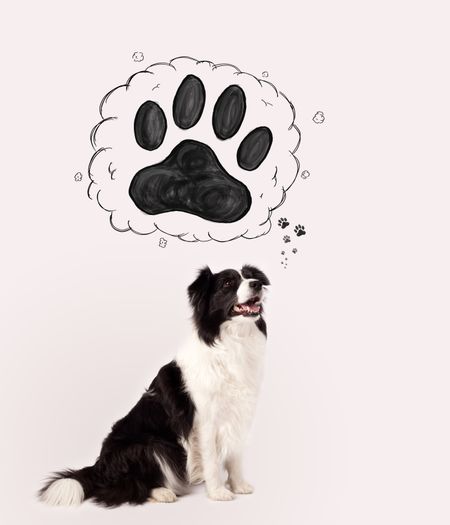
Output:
[{"xmin": 40, "ymin": 265, "xmax": 270, "ymax": 506}]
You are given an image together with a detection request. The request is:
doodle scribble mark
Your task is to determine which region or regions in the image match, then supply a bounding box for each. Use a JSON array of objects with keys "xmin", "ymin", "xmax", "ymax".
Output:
[
  {"xmin": 132, "ymin": 52, "xmax": 144, "ymax": 62},
  {"xmin": 301, "ymin": 170, "xmax": 310, "ymax": 179},
  {"xmin": 294, "ymin": 225, "xmax": 306, "ymax": 237},
  {"xmin": 278, "ymin": 217, "xmax": 289, "ymax": 229},
  {"xmin": 313, "ymin": 111, "xmax": 325, "ymax": 124},
  {"xmin": 130, "ymin": 140, "xmax": 251, "ymax": 222},
  {"xmin": 159, "ymin": 237, "xmax": 167, "ymax": 248},
  {"xmin": 74, "ymin": 172, "xmax": 83, "ymax": 182},
  {"xmin": 108, "ymin": 162, "xmax": 116, "ymax": 180},
  {"xmin": 283, "ymin": 235, "xmax": 291, "ymax": 243}
]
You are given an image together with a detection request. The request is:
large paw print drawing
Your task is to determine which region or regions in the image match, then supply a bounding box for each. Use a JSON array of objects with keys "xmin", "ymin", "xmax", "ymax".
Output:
[{"xmin": 88, "ymin": 57, "xmax": 300, "ymax": 242}]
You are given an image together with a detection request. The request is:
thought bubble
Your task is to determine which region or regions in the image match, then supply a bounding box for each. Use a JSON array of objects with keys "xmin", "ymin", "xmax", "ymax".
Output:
[{"xmin": 88, "ymin": 56, "xmax": 301, "ymax": 242}]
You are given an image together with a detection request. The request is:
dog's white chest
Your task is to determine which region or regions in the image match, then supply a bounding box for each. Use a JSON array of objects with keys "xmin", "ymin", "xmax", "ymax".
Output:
[{"xmin": 178, "ymin": 321, "xmax": 266, "ymax": 455}]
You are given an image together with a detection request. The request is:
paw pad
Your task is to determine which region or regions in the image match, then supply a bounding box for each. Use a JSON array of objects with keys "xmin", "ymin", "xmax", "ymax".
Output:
[{"xmin": 88, "ymin": 56, "xmax": 300, "ymax": 241}]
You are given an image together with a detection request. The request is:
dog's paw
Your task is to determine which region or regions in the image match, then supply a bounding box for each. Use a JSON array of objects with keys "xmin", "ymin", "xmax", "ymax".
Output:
[
  {"xmin": 149, "ymin": 487, "xmax": 177, "ymax": 503},
  {"xmin": 229, "ymin": 481, "xmax": 254, "ymax": 494},
  {"xmin": 207, "ymin": 486, "xmax": 235, "ymax": 501}
]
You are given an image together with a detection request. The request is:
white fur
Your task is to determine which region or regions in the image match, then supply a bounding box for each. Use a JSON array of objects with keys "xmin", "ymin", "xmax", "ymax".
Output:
[
  {"xmin": 154, "ymin": 452, "xmax": 188, "ymax": 495},
  {"xmin": 40, "ymin": 478, "xmax": 84, "ymax": 506},
  {"xmin": 236, "ymin": 276, "xmax": 259, "ymax": 304},
  {"xmin": 150, "ymin": 487, "xmax": 177, "ymax": 503},
  {"xmin": 177, "ymin": 315, "xmax": 266, "ymax": 500}
]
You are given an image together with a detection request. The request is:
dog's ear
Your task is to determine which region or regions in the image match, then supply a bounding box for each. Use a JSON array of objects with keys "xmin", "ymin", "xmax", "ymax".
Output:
[
  {"xmin": 187, "ymin": 266, "xmax": 213, "ymax": 310},
  {"xmin": 242, "ymin": 264, "xmax": 270, "ymax": 286}
]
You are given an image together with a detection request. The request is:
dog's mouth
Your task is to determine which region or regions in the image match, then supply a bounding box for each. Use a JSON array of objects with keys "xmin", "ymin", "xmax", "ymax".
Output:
[{"xmin": 231, "ymin": 296, "xmax": 262, "ymax": 317}]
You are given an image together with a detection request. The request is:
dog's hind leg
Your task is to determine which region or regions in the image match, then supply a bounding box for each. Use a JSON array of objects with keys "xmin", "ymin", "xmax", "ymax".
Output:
[{"xmin": 149, "ymin": 487, "xmax": 177, "ymax": 503}]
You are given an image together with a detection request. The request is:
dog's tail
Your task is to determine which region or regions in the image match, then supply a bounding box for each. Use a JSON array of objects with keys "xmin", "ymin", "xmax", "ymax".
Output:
[{"xmin": 39, "ymin": 466, "xmax": 96, "ymax": 506}]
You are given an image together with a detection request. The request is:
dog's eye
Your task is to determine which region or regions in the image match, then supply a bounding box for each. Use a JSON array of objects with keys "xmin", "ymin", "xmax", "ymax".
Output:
[{"xmin": 223, "ymin": 279, "xmax": 233, "ymax": 288}]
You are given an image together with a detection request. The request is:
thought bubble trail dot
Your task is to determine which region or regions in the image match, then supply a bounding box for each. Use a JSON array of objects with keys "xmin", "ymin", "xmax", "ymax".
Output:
[
  {"xmin": 74, "ymin": 172, "xmax": 83, "ymax": 182},
  {"xmin": 313, "ymin": 111, "xmax": 325, "ymax": 124},
  {"xmin": 301, "ymin": 170, "xmax": 310, "ymax": 179},
  {"xmin": 262, "ymin": 71, "xmax": 269, "ymax": 78},
  {"xmin": 159, "ymin": 237, "xmax": 167, "ymax": 248}
]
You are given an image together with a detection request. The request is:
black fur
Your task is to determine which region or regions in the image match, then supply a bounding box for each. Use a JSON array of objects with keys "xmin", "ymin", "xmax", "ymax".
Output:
[{"xmin": 39, "ymin": 362, "xmax": 194, "ymax": 507}]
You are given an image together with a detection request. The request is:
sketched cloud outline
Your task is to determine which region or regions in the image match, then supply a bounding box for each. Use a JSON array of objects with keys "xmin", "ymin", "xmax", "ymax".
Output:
[{"xmin": 88, "ymin": 56, "xmax": 301, "ymax": 242}]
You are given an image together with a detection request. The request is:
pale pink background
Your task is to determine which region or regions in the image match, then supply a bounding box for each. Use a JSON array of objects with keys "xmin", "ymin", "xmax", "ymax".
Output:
[{"xmin": 1, "ymin": 1, "xmax": 449, "ymax": 524}]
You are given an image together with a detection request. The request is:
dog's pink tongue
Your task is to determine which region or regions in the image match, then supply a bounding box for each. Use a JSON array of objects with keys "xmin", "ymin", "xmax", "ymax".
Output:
[{"xmin": 247, "ymin": 304, "xmax": 260, "ymax": 313}]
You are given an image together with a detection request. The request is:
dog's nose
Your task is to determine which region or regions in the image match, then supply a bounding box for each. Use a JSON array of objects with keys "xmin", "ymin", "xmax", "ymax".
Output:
[{"xmin": 249, "ymin": 280, "xmax": 262, "ymax": 291}]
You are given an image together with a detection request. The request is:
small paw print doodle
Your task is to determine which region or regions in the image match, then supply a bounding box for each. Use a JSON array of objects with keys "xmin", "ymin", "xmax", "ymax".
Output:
[
  {"xmin": 74, "ymin": 172, "xmax": 83, "ymax": 182},
  {"xmin": 301, "ymin": 170, "xmax": 310, "ymax": 179},
  {"xmin": 88, "ymin": 56, "xmax": 300, "ymax": 241},
  {"xmin": 313, "ymin": 111, "xmax": 325, "ymax": 124},
  {"xmin": 159, "ymin": 237, "xmax": 167, "ymax": 248},
  {"xmin": 281, "ymin": 250, "xmax": 285, "ymax": 255},
  {"xmin": 292, "ymin": 247, "xmax": 298, "ymax": 254},
  {"xmin": 132, "ymin": 52, "xmax": 144, "ymax": 62},
  {"xmin": 283, "ymin": 235, "xmax": 291, "ymax": 243},
  {"xmin": 294, "ymin": 225, "xmax": 306, "ymax": 237},
  {"xmin": 278, "ymin": 217, "xmax": 289, "ymax": 229}
]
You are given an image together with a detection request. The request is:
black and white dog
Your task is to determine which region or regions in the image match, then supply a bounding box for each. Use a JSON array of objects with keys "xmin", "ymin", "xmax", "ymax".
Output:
[{"xmin": 40, "ymin": 264, "xmax": 270, "ymax": 506}]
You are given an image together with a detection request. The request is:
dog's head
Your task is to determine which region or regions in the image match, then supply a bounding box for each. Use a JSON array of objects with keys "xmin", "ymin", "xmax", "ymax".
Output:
[{"xmin": 187, "ymin": 265, "xmax": 270, "ymax": 345}]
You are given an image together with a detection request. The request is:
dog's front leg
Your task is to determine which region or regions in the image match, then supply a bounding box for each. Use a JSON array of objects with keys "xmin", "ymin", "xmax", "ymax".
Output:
[
  {"xmin": 199, "ymin": 425, "xmax": 234, "ymax": 501},
  {"xmin": 225, "ymin": 453, "xmax": 254, "ymax": 494}
]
